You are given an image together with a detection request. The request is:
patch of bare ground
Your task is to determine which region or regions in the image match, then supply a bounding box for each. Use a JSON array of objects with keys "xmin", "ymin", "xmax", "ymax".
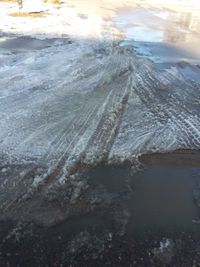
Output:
[
  {"xmin": 139, "ymin": 150, "xmax": 200, "ymax": 166},
  {"xmin": 43, "ymin": 0, "xmax": 60, "ymax": 5},
  {"xmin": 9, "ymin": 11, "xmax": 47, "ymax": 18},
  {"xmin": 0, "ymin": 0, "xmax": 16, "ymax": 2}
]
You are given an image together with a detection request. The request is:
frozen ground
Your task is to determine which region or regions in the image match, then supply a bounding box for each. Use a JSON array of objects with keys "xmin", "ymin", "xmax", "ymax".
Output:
[
  {"xmin": 0, "ymin": 0, "xmax": 200, "ymax": 225},
  {"xmin": 1, "ymin": 0, "xmax": 200, "ymax": 266}
]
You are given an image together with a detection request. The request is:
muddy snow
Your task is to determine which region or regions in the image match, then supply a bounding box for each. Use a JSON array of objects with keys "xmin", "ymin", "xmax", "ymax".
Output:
[{"xmin": 0, "ymin": 0, "xmax": 200, "ymax": 266}]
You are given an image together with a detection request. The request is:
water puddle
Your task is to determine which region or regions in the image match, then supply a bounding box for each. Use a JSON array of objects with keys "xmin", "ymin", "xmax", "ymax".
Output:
[
  {"xmin": 128, "ymin": 164, "xmax": 199, "ymax": 231},
  {"xmin": 177, "ymin": 62, "xmax": 200, "ymax": 82},
  {"xmin": 1, "ymin": 152, "xmax": 200, "ymax": 265},
  {"xmin": 0, "ymin": 36, "xmax": 70, "ymax": 53},
  {"xmin": 114, "ymin": 5, "xmax": 200, "ymax": 66},
  {"xmin": 88, "ymin": 160, "xmax": 200, "ymax": 232}
]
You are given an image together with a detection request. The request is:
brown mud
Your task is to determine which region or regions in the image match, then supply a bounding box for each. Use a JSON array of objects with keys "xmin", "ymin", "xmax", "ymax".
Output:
[{"xmin": 140, "ymin": 149, "xmax": 200, "ymax": 166}]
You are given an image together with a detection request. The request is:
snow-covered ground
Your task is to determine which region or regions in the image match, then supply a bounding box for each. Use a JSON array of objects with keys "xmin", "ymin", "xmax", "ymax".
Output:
[
  {"xmin": 0, "ymin": 0, "xmax": 106, "ymax": 38},
  {"xmin": 0, "ymin": 0, "xmax": 200, "ymax": 225}
]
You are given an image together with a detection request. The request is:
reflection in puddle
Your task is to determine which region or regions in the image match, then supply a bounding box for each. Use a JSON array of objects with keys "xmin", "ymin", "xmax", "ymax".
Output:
[{"xmin": 115, "ymin": 5, "xmax": 200, "ymax": 64}]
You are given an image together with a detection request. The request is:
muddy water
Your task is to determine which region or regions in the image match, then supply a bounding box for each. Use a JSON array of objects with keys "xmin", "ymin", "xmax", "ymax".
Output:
[
  {"xmin": 0, "ymin": 36, "xmax": 70, "ymax": 53},
  {"xmin": 89, "ymin": 163, "xmax": 200, "ymax": 232},
  {"xmin": 128, "ymin": 165, "xmax": 199, "ymax": 231},
  {"xmin": 1, "ymin": 155, "xmax": 200, "ymax": 266},
  {"xmin": 114, "ymin": 5, "xmax": 200, "ymax": 65}
]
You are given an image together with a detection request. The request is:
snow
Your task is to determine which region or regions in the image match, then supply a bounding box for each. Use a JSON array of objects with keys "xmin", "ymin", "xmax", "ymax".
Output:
[
  {"xmin": 0, "ymin": 0, "xmax": 103, "ymax": 39},
  {"xmin": 0, "ymin": 0, "xmax": 200, "ymax": 225}
]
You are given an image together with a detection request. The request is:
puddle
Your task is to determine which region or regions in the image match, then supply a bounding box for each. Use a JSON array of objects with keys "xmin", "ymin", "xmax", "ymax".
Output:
[
  {"xmin": 88, "ymin": 160, "xmax": 200, "ymax": 232},
  {"xmin": 1, "ymin": 152, "xmax": 200, "ymax": 266},
  {"xmin": 128, "ymin": 165, "xmax": 199, "ymax": 231},
  {"xmin": 177, "ymin": 63, "xmax": 200, "ymax": 82},
  {"xmin": 0, "ymin": 36, "xmax": 69, "ymax": 53},
  {"xmin": 114, "ymin": 5, "xmax": 200, "ymax": 65}
]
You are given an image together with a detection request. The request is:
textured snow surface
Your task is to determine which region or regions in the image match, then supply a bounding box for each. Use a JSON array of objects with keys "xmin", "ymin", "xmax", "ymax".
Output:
[
  {"xmin": 1, "ymin": 38, "xmax": 200, "ymax": 224},
  {"xmin": 1, "ymin": 0, "xmax": 200, "ymax": 225},
  {"xmin": 0, "ymin": 0, "xmax": 103, "ymax": 39}
]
